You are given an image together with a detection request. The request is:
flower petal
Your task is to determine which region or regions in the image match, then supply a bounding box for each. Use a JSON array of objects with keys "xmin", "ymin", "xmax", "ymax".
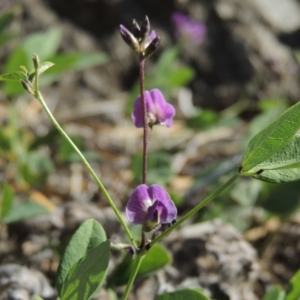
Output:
[
  {"xmin": 126, "ymin": 184, "xmax": 152, "ymax": 224},
  {"xmin": 148, "ymin": 185, "xmax": 177, "ymax": 223},
  {"xmin": 132, "ymin": 91, "xmax": 151, "ymax": 128},
  {"xmin": 148, "ymin": 199, "xmax": 168, "ymax": 223}
]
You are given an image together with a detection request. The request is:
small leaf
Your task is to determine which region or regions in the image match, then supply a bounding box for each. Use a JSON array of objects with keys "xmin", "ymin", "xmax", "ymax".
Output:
[
  {"xmin": 245, "ymin": 135, "xmax": 300, "ymax": 183},
  {"xmin": 2, "ymin": 47, "xmax": 29, "ymax": 95},
  {"xmin": 56, "ymin": 219, "xmax": 107, "ymax": 295},
  {"xmin": 285, "ymin": 268, "xmax": 300, "ymax": 300},
  {"xmin": 34, "ymin": 296, "xmax": 44, "ymax": 300},
  {"xmin": 241, "ymin": 101, "xmax": 300, "ymax": 171},
  {"xmin": 107, "ymin": 244, "xmax": 171, "ymax": 287},
  {"xmin": 60, "ymin": 240, "xmax": 110, "ymax": 300},
  {"xmin": 262, "ymin": 286, "xmax": 285, "ymax": 300},
  {"xmin": 155, "ymin": 288, "xmax": 210, "ymax": 300},
  {"xmin": 167, "ymin": 66, "xmax": 195, "ymax": 87},
  {"xmin": 1, "ymin": 201, "xmax": 50, "ymax": 224},
  {"xmin": 0, "ymin": 183, "xmax": 14, "ymax": 219},
  {"xmin": 0, "ymin": 71, "xmax": 27, "ymax": 81},
  {"xmin": 38, "ymin": 61, "xmax": 55, "ymax": 75}
]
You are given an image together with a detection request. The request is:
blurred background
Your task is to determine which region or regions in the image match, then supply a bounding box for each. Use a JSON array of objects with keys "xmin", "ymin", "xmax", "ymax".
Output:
[{"xmin": 1, "ymin": 0, "xmax": 300, "ymax": 299}]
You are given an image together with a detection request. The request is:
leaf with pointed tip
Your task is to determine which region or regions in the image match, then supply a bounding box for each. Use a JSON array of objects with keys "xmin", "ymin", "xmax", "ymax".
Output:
[
  {"xmin": 56, "ymin": 219, "xmax": 107, "ymax": 295},
  {"xmin": 241, "ymin": 101, "xmax": 300, "ymax": 171},
  {"xmin": 0, "ymin": 71, "xmax": 27, "ymax": 81},
  {"xmin": 60, "ymin": 240, "xmax": 110, "ymax": 300}
]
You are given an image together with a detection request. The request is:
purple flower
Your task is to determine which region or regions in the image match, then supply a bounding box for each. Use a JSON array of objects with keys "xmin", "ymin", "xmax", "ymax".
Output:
[
  {"xmin": 171, "ymin": 12, "xmax": 206, "ymax": 45},
  {"xmin": 126, "ymin": 184, "xmax": 177, "ymax": 232},
  {"xmin": 132, "ymin": 89, "xmax": 175, "ymax": 128}
]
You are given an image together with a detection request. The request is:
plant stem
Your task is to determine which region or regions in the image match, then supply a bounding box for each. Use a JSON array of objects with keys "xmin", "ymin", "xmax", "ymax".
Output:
[
  {"xmin": 150, "ymin": 173, "xmax": 239, "ymax": 246},
  {"xmin": 139, "ymin": 57, "xmax": 148, "ymax": 185},
  {"xmin": 121, "ymin": 254, "xmax": 145, "ymax": 300},
  {"xmin": 34, "ymin": 90, "xmax": 138, "ymax": 249}
]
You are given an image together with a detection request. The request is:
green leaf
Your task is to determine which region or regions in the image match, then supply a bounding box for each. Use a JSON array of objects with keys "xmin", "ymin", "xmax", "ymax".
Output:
[
  {"xmin": 0, "ymin": 71, "xmax": 27, "ymax": 81},
  {"xmin": 262, "ymin": 286, "xmax": 285, "ymax": 300},
  {"xmin": 155, "ymin": 288, "xmax": 210, "ymax": 300},
  {"xmin": 107, "ymin": 244, "xmax": 172, "ymax": 287},
  {"xmin": 241, "ymin": 101, "xmax": 300, "ymax": 171},
  {"xmin": 167, "ymin": 66, "xmax": 195, "ymax": 87},
  {"xmin": 0, "ymin": 183, "xmax": 14, "ymax": 219},
  {"xmin": 247, "ymin": 135, "xmax": 300, "ymax": 183},
  {"xmin": 22, "ymin": 27, "xmax": 62, "ymax": 61},
  {"xmin": 34, "ymin": 296, "xmax": 44, "ymax": 300},
  {"xmin": 60, "ymin": 240, "xmax": 110, "ymax": 300},
  {"xmin": 56, "ymin": 219, "xmax": 107, "ymax": 295},
  {"xmin": 1, "ymin": 201, "xmax": 50, "ymax": 224},
  {"xmin": 38, "ymin": 61, "xmax": 55, "ymax": 75},
  {"xmin": 2, "ymin": 47, "xmax": 29, "ymax": 95},
  {"xmin": 286, "ymin": 268, "xmax": 300, "ymax": 300}
]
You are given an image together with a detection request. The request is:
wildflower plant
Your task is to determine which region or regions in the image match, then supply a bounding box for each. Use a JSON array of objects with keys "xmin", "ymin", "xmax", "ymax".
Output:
[{"xmin": 1, "ymin": 14, "xmax": 300, "ymax": 300}]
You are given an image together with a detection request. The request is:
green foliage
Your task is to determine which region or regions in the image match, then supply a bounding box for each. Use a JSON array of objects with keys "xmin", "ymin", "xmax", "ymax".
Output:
[
  {"xmin": 262, "ymin": 286, "xmax": 285, "ymax": 300},
  {"xmin": 0, "ymin": 27, "xmax": 108, "ymax": 95},
  {"xmin": 60, "ymin": 240, "xmax": 110, "ymax": 300},
  {"xmin": 0, "ymin": 183, "xmax": 14, "ymax": 219},
  {"xmin": 56, "ymin": 219, "xmax": 107, "ymax": 295},
  {"xmin": 155, "ymin": 288, "xmax": 210, "ymax": 300},
  {"xmin": 241, "ymin": 101, "xmax": 300, "ymax": 172},
  {"xmin": 1, "ymin": 200, "xmax": 50, "ymax": 224},
  {"xmin": 132, "ymin": 151, "xmax": 173, "ymax": 185},
  {"xmin": 285, "ymin": 268, "xmax": 300, "ymax": 300},
  {"xmin": 250, "ymin": 135, "xmax": 300, "ymax": 183},
  {"xmin": 107, "ymin": 244, "xmax": 172, "ymax": 287}
]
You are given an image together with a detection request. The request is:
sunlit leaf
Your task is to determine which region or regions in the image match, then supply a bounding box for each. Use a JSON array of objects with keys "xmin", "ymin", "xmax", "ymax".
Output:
[
  {"xmin": 241, "ymin": 101, "xmax": 300, "ymax": 171},
  {"xmin": 107, "ymin": 244, "xmax": 171, "ymax": 287},
  {"xmin": 155, "ymin": 288, "xmax": 210, "ymax": 300},
  {"xmin": 285, "ymin": 268, "xmax": 300, "ymax": 300},
  {"xmin": 56, "ymin": 219, "xmax": 107, "ymax": 295},
  {"xmin": 247, "ymin": 135, "xmax": 300, "ymax": 183},
  {"xmin": 60, "ymin": 240, "xmax": 110, "ymax": 300}
]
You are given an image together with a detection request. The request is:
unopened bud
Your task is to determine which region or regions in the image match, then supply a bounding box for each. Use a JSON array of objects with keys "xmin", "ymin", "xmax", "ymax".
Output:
[
  {"xmin": 32, "ymin": 54, "xmax": 40, "ymax": 70},
  {"xmin": 119, "ymin": 25, "xmax": 139, "ymax": 51},
  {"xmin": 131, "ymin": 19, "xmax": 140, "ymax": 39},
  {"xmin": 140, "ymin": 16, "xmax": 150, "ymax": 42},
  {"xmin": 21, "ymin": 80, "xmax": 34, "ymax": 94},
  {"xmin": 144, "ymin": 36, "xmax": 160, "ymax": 58}
]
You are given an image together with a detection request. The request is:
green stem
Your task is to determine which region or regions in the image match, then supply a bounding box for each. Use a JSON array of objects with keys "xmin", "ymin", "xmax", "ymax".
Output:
[
  {"xmin": 121, "ymin": 254, "xmax": 145, "ymax": 300},
  {"xmin": 150, "ymin": 173, "xmax": 239, "ymax": 246},
  {"xmin": 34, "ymin": 90, "xmax": 137, "ymax": 249}
]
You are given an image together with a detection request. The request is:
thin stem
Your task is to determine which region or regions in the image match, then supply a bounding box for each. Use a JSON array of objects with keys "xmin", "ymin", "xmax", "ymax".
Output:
[
  {"xmin": 121, "ymin": 254, "xmax": 145, "ymax": 300},
  {"xmin": 34, "ymin": 90, "xmax": 137, "ymax": 249},
  {"xmin": 150, "ymin": 173, "xmax": 239, "ymax": 246},
  {"xmin": 139, "ymin": 57, "xmax": 148, "ymax": 185}
]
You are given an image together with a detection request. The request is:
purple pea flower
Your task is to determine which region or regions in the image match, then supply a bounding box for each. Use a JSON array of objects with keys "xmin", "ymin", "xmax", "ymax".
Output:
[
  {"xmin": 132, "ymin": 89, "xmax": 175, "ymax": 128},
  {"xmin": 171, "ymin": 12, "xmax": 206, "ymax": 45},
  {"xmin": 126, "ymin": 184, "xmax": 177, "ymax": 232}
]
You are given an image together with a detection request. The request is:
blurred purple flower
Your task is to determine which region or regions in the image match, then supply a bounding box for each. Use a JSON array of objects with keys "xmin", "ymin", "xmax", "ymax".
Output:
[
  {"xmin": 126, "ymin": 184, "xmax": 177, "ymax": 232},
  {"xmin": 171, "ymin": 12, "xmax": 206, "ymax": 45},
  {"xmin": 132, "ymin": 89, "xmax": 175, "ymax": 128}
]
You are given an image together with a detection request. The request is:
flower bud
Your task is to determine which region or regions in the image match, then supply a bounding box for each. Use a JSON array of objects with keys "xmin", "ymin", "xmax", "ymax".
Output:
[
  {"xmin": 144, "ymin": 36, "xmax": 160, "ymax": 59},
  {"xmin": 119, "ymin": 25, "xmax": 139, "ymax": 51},
  {"xmin": 131, "ymin": 19, "xmax": 140, "ymax": 39},
  {"xmin": 140, "ymin": 16, "xmax": 150, "ymax": 42}
]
